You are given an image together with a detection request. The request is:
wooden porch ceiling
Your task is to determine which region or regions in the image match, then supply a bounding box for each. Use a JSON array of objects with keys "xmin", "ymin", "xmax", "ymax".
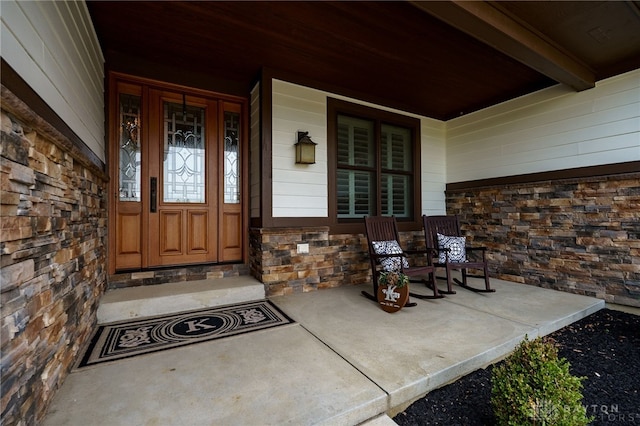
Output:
[{"xmin": 87, "ymin": 1, "xmax": 640, "ymax": 121}]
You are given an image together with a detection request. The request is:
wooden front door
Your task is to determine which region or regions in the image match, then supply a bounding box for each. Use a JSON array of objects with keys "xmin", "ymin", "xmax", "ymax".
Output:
[
  {"xmin": 147, "ymin": 90, "xmax": 217, "ymax": 266},
  {"xmin": 109, "ymin": 74, "xmax": 245, "ymax": 272}
]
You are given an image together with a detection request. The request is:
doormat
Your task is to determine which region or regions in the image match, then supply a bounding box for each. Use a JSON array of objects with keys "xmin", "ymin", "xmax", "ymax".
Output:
[{"xmin": 77, "ymin": 300, "xmax": 293, "ymax": 368}]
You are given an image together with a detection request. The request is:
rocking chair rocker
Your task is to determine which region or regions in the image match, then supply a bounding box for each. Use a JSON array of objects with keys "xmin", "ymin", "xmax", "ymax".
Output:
[{"xmin": 363, "ymin": 216, "xmax": 442, "ymax": 305}]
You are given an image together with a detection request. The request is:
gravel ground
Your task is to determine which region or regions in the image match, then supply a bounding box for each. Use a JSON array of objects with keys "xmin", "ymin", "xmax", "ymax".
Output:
[{"xmin": 394, "ymin": 308, "xmax": 640, "ymax": 425}]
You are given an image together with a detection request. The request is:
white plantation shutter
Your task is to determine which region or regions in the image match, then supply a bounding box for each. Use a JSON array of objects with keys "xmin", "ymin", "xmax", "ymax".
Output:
[
  {"xmin": 335, "ymin": 112, "xmax": 414, "ymax": 220},
  {"xmin": 337, "ymin": 117, "xmax": 374, "ymax": 167},
  {"xmin": 337, "ymin": 170, "xmax": 374, "ymax": 217},
  {"xmin": 382, "ymin": 174, "xmax": 410, "ymax": 217},
  {"xmin": 381, "ymin": 125, "xmax": 412, "ymax": 217},
  {"xmin": 382, "ymin": 126, "xmax": 411, "ymax": 172},
  {"xmin": 337, "ymin": 116, "xmax": 375, "ymax": 218}
]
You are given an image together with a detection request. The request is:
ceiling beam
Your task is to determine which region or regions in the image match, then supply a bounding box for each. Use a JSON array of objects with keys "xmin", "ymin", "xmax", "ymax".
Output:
[{"xmin": 411, "ymin": 0, "xmax": 596, "ymax": 91}]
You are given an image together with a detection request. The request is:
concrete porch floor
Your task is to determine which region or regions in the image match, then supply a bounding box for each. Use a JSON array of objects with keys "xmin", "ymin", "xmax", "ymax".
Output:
[{"xmin": 43, "ymin": 276, "xmax": 604, "ymax": 426}]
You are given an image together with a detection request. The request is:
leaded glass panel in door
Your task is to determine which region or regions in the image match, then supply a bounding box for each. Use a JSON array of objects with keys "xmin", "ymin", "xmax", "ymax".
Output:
[
  {"xmin": 163, "ymin": 102, "xmax": 206, "ymax": 203},
  {"xmin": 119, "ymin": 93, "xmax": 141, "ymax": 201},
  {"xmin": 224, "ymin": 111, "xmax": 240, "ymax": 204}
]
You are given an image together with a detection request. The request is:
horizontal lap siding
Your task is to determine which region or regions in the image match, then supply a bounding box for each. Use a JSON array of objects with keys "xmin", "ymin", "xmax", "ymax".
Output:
[
  {"xmin": 271, "ymin": 79, "xmax": 447, "ymax": 217},
  {"xmin": 272, "ymin": 80, "xmax": 328, "ymax": 217},
  {"xmin": 446, "ymin": 70, "xmax": 640, "ymax": 183},
  {"xmin": 1, "ymin": 0, "xmax": 104, "ymax": 160},
  {"xmin": 421, "ymin": 119, "xmax": 447, "ymax": 215},
  {"xmin": 250, "ymin": 83, "xmax": 261, "ymax": 219}
]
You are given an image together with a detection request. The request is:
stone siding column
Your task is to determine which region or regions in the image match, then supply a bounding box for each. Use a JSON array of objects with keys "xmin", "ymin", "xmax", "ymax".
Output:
[{"xmin": 1, "ymin": 90, "xmax": 108, "ymax": 424}]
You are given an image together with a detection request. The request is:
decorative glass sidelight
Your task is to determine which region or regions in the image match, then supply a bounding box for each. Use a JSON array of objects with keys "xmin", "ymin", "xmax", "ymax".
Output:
[
  {"xmin": 163, "ymin": 101, "xmax": 206, "ymax": 203},
  {"xmin": 224, "ymin": 111, "xmax": 240, "ymax": 204},
  {"xmin": 119, "ymin": 94, "xmax": 141, "ymax": 201}
]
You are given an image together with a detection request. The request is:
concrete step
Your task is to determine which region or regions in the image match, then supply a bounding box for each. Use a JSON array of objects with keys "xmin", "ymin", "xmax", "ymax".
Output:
[{"xmin": 97, "ymin": 276, "xmax": 265, "ymax": 324}]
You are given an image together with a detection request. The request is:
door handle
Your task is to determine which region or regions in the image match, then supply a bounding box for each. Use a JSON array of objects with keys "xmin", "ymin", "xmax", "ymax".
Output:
[{"xmin": 150, "ymin": 177, "xmax": 157, "ymax": 213}]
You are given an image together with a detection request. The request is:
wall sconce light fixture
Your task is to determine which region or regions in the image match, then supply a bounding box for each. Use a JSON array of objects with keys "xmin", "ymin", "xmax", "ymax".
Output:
[{"xmin": 295, "ymin": 131, "xmax": 317, "ymax": 164}]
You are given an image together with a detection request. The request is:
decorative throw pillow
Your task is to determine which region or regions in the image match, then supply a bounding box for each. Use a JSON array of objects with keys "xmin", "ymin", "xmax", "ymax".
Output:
[
  {"xmin": 437, "ymin": 233, "xmax": 467, "ymax": 263},
  {"xmin": 371, "ymin": 240, "xmax": 410, "ymax": 272}
]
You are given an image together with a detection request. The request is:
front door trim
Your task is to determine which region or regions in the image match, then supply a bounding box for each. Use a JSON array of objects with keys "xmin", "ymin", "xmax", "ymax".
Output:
[{"xmin": 107, "ymin": 71, "xmax": 248, "ymax": 275}]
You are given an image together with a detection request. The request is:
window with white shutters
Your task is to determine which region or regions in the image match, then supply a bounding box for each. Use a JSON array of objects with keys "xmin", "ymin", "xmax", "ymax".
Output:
[{"xmin": 330, "ymin": 99, "xmax": 419, "ymax": 224}]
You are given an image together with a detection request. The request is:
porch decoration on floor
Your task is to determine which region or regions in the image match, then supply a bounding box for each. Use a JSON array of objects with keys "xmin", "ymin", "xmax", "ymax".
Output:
[
  {"xmin": 77, "ymin": 300, "xmax": 293, "ymax": 368},
  {"xmin": 376, "ymin": 271, "xmax": 410, "ymax": 313}
]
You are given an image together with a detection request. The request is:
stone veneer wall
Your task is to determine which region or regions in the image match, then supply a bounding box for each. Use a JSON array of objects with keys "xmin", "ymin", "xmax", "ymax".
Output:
[
  {"xmin": 1, "ymin": 89, "xmax": 108, "ymax": 424},
  {"xmin": 446, "ymin": 173, "xmax": 640, "ymax": 307},
  {"xmin": 249, "ymin": 226, "xmax": 423, "ymax": 296}
]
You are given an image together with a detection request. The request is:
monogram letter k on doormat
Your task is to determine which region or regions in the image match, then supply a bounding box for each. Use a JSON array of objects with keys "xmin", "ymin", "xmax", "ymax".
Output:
[{"xmin": 78, "ymin": 300, "xmax": 293, "ymax": 368}]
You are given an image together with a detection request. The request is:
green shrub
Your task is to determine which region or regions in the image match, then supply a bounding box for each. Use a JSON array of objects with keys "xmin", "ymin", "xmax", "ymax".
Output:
[{"xmin": 491, "ymin": 336, "xmax": 592, "ymax": 426}]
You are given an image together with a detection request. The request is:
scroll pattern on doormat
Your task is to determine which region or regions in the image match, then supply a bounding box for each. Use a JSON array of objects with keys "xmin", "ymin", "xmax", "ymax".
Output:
[{"xmin": 77, "ymin": 300, "xmax": 293, "ymax": 368}]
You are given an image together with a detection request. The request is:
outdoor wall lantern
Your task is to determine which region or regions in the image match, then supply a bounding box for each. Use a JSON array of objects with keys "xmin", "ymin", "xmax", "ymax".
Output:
[{"xmin": 295, "ymin": 131, "xmax": 317, "ymax": 164}]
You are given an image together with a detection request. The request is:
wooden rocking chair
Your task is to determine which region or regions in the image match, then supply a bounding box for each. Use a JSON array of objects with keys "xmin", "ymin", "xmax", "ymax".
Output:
[
  {"xmin": 422, "ymin": 215, "xmax": 495, "ymax": 293},
  {"xmin": 363, "ymin": 216, "xmax": 443, "ymax": 305}
]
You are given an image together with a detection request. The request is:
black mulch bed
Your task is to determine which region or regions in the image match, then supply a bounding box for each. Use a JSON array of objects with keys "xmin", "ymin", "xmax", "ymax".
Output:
[{"xmin": 394, "ymin": 308, "xmax": 640, "ymax": 425}]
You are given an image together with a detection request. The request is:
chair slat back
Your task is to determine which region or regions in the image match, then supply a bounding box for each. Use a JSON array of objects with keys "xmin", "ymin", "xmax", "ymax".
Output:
[
  {"xmin": 364, "ymin": 216, "xmax": 401, "ymax": 262},
  {"xmin": 364, "ymin": 216, "xmax": 399, "ymax": 243},
  {"xmin": 422, "ymin": 215, "xmax": 461, "ymax": 248}
]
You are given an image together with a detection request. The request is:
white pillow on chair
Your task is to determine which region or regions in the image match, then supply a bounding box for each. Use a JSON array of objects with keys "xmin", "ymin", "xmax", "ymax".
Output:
[
  {"xmin": 437, "ymin": 233, "xmax": 467, "ymax": 263},
  {"xmin": 372, "ymin": 240, "xmax": 410, "ymax": 272}
]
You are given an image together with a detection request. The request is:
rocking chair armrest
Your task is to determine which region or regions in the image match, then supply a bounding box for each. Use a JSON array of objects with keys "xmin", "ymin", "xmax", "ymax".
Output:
[
  {"xmin": 431, "ymin": 247, "xmax": 451, "ymax": 254},
  {"xmin": 427, "ymin": 248, "xmax": 441, "ymax": 257},
  {"xmin": 427, "ymin": 247, "xmax": 450, "ymax": 261},
  {"xmin": 465, "ymin": 246, "xmax": 488, "ymax": 261}
]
